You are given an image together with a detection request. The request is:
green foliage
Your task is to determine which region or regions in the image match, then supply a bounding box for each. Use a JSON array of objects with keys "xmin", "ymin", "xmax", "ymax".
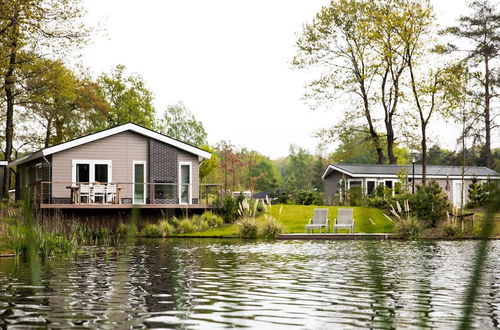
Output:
[
  {"xmin": 237, "ymin": 218, "xmax": 258, "ymax": 238},
  {"xmin": 293, "ymin": 189, "xmax": 324, "ymax": 205},
  {"xmin": 247, "ymin": 159, "xmax": 280, "ymax": 192},
  {"xmin": 439, "ymin": 221, "xmax": 462, "ymax": 238},
  {"xmin": 162, "ymin": 102, "xmax": 207, "ymax": 146},
  {"xmin": 177, "ymin": 219, "xmax": 196, "ymax": 234},
  {"xmin": 282, "ymin": 145, "xmax": 313, "ymax": 190},
  {"xmin": 394, "ymin": 217, "xmax": 422, "ymax": 240},
  {"xmin": 140, "ymin": 223, "xmax": 163, "ymax": 238},
  {"xmin": 97, "ymin": 64, "xmax": 156, "ymax": 129},
  {"xmin": 216, "ymin": 195, "xmax": 243, "ymax": 223},
  {"xmin": 411, "ymin": 181, "xmax": 451, "ymax": 227},
  {"xmin": 259, "ymin": 217, "xmax": 283, "ymax": 238},
  {"xmin": 199, "ymin": 145, "xmax": 218, "ymax": 181}
]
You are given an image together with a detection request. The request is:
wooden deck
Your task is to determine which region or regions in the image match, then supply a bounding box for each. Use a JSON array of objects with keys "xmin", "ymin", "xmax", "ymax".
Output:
[
  {"xmin": 39, "ymin": 203, "xmax": 216, "ymax": 210},
  {"xmin": 279, "ymin": 233, "xmax": 393, "ymax": 240}
]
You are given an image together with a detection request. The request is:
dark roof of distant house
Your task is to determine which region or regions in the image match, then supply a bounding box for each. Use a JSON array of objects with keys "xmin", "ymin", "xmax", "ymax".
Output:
[
  {"xmin": 322, "ymin": 163, "xmax": 500, "ymax": 179},
  {"xmin": 252, "ymin": 190, "xmax": 285, "ymax": 199}
]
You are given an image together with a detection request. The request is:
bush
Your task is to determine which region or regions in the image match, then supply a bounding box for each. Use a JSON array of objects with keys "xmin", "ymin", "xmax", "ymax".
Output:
[
  {"xmin": 200, "ymin": 211, "xmax": 223, "ymax": 228},
  {"xmin": 158, "ymin": 220, "xmax": 174, "ymax": 237},
  {"xmin": 294, "ymin": 190, "xmax": 324, "ymax": 205},
  {"xmin": 237, "ymin": 218, "xmax": 258, "ymax": 238},
  {"xmin": 141, "ymin": 223, "xmax": 162, "ymax": 238},
  {"xmin": 259, "ymin": 217, "xmax": 283, "ymax": 238},
  {"xmin": 177, "ymin": 219, "xmax": 196, "ymax": 234},
  {"xmin": 216, "ymin": 195, "xmax": 243, "ymax": 223},
  {"xmin": 394, "ymin": 217, "xmax": 421, "ymax": 240},
  {"xmin": 365, "ymin": 195, "xmax": 392, "ymax": 209},
  {"xmin": 439, "ymin": 221, "xmax": 462, "ymax": 238},
  {"xmin": 411, "ymin": 181, "xmax": 450, "ymax": 227}
]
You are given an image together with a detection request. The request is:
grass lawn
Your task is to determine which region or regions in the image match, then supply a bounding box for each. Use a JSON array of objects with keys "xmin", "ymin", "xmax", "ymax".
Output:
[
  {"xmin": 179, "ymin": 204, "xmax": 394, "ymax": 237},
  {"xmin": 472, "ymin": 212, "xmax": 500, "ymax": 237}
]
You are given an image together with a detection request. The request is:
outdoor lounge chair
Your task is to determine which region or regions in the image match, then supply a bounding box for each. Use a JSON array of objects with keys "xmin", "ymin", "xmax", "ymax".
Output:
[
  {"xmin": 79, "ymin": 184, "xmax": 91, "ymax": 204},
  {"xmin": 334, "ymin": 208, "xmax": 355, "ymax": 233},
  {"xmin": 305, "ymin": 208, "xmax": 329, "ymax": 233},
  {"xmin": 106, "ymin": 184, "xmax": 117, "ymax": 204},
  {"xmin": 92, "ymin": 184, "xmax": 106, "ymax": 204}
]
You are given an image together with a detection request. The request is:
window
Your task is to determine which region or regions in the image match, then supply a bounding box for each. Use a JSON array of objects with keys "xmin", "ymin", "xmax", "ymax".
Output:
[
  {"xmin": 76, "ymin": 164, "xmax": 90, "ymax": 182},
  {"xmin": 35, "ymin": 163, "xmax": 43, "ymax": 181},
  {"xmin": 366, "ymin": 180, "xmax": 377, "ymax": 195},
  {"xmin": 72, "ymin": 160, "xmax": 112, "ymax": 183},
  {"xmin": 95, "ymin": 164, "xmax": 108, "ymax": 183},
  {"xmin": 348, "ymin": 179, "xmax": 362, "ymax": 190},
  {"xmin": 385, "ymin": 180, "xmax": 393, "ymax": 189}
]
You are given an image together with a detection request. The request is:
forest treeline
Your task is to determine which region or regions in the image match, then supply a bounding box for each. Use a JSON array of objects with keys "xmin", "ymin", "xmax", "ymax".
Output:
[{"xmin": 0, "ymin": 0, "xmax": 498, "ymax": 196}]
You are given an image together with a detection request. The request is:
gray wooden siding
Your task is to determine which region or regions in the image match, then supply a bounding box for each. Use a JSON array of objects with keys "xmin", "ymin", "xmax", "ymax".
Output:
[
  {"xmin": 324, "ymin": 169, "xmax": 474, "ymax": 207},
  {"xmin": 324, "ymin": 172, "xmax": 349, "ymax": 205},
  {"xmin": 50, "ymin": 131, "xmax": 201, "ymax": 202},
  {"xmin": 51, "ymin": 131, "xmax": 148, "ymax": 200}
]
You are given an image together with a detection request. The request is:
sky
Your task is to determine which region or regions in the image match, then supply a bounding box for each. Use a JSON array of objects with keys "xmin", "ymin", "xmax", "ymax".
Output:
[{"xmin": 79, "ymin": 0, "xmax": 490, "ymax": 159}]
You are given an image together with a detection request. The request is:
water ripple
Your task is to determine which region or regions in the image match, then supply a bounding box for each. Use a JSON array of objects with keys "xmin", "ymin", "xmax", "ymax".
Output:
[{"xmin": 0, "ymin": 239, "xmax": 498, "ymax": 328}]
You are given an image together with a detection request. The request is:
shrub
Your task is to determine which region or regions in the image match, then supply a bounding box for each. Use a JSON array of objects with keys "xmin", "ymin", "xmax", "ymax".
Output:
[
  {"xmin": 294, "ymin": 190, "xmax": 324, "ymax": 205},
  {"xmin": 237, "ymin": 218, "xmax": 258, "ymax": 238},
  {"xmin": 141, "ymin": 223, "xmax": 162, "ymax": 238},
  {"xmin": 158, "ymin": 220, "xmax": 174, "ymax": 237},
  {"xmin": 191, "ymin": 215, "xmax": 209, "ymax": 232},
  {"xmin": 177, "ymin": 219, "xmax": 196, "ymax": 234},
  {"xmin": 411, "ymin": 181, "xmax": 450, "ymax": 227},
  {"xmin": 200, "ymin": 211, "xmax": 223, "ymax": 228},
  {"xmin": 216, "ymin": 195, "xmax": 243, "ymax": 223},
  {"xmin": 259, "ymin": 217, "xmax": 283, "ymax": 238},
  {"xmin": 394, "ymin": 217, "xmax": 421, "ymax": 240},
  {"xmin": 439, "ymin": 221, "xmax": 462, "ymax": 238},
  {"xmin": 116, "ymin": 222, "xmax": 138, "ymax": 238}
]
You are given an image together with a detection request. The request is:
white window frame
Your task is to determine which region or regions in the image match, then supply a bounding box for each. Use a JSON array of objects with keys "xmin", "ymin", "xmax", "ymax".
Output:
[
  {"xmin": 132, "ymin": 160, "xmax": 146, "ymax": 204},
  {"xmin": 71, "ymin": 160, "xmax": 112, "ymax": 183},
  {"xmin": 365, "ymin": 179, "xmax": 377, "ymax": 195},
  {"xmin": 178, "ymin": 161, "xmax": 192, "ymax": 204},
  {"xmin": 452, "ymin": 180, "xmax": 465, "ymax": 207},
  {"xmin": 347, "ymin": 179, "xmax": 363, "ymax": 190},
  {"xmin": 35, "ymin": 163, "xmax": 43, "ymax": 181}
]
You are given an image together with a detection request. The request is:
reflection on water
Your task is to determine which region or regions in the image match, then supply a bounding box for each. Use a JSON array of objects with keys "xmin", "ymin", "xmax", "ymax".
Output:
[{"xmin": 0, "ymin": 239, "xmax": 498, "ymax": 329}]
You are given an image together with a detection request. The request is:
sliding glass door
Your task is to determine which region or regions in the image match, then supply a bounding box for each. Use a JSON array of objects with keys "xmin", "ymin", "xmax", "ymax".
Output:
[
  {"xmin": 179, "ymin": 163, "xmax": 191, "ymax": 204},
  {"xmin": 133, "ymin": 161, "xmax": 146, "ymax": 204}
]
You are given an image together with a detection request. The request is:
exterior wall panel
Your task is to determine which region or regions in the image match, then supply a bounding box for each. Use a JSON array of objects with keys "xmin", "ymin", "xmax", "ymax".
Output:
[{"xmin": 51, "ymin": 131, "xmax": 148, "ymax": 200}]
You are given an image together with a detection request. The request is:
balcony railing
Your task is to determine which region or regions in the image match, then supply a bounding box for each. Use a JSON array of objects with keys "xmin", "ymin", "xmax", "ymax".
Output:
[{"xmin": 26, "ymin": 182, "xmax": 223, "ymax": 207}]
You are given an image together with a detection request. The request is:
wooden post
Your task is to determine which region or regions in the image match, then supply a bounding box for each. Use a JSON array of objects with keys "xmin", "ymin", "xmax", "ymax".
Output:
[{"xmin": 39, "ymin": 182, "xmax": 43, "ymax": 206}]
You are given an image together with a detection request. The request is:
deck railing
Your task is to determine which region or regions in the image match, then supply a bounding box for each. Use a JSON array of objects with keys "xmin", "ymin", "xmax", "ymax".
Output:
[{"xmin": 28, "ymin": 182, "xmax": 224, "ymax": 207}]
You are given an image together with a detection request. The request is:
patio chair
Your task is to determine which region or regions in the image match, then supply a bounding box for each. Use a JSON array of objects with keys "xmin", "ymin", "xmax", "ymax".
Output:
[
  {"xmin": 92, "ymin": 184, "xmax": 106, "ymax": 204},
  {"xmin": 79, "ymin": 184, "xmax": 91, "ymax": 204},
  {"xmin": 106, "ymin": 184, "xmax": 117, "ymax": 204},
  {"xmin": 305, "ymin": 208, "xmax": 329, "ymax": 233},
  {"xmin": 334, "ymin": 208, "xmax": 355, "ymax": 233}
]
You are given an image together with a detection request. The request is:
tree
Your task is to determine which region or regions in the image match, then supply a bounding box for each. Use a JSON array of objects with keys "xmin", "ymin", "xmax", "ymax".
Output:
[
  {"xmin": 216, "ymin": 141, "xmax": 245, "ymax": 192},
  {"xmin": 293, "ymin": 0, "xmax": 385, "ymax": 163},
  {"xmin": 0, "ymin": 0, "xmax": 89, "ymax": 194},
  {"xmin": 446, "ymin": 0, "xmax": 500, "ymax": 168},
  {"xmin": 162, "ymin": 102, "xmax": 207, "ymax": 146},
  {"xmin": 199, "ymin": 145, "xmax": 218, "ymax": 182},
  {"xmin": 294, "ymin": 0, "xmax": 433, "ymax": 164},
  {"xmin": 22, "ymin": 59, "xmax": 109, "ymax": 147},
  {"xmin": 282, "ymin": 145, "xmax": 313, "ymax": 190},
  {"xmin": 97, "ymin": 65, "xmax": 156, "ymax": 130},
  {"xmin": 247, "ymin": 159, "xmax": 280, "ymax": 192}
]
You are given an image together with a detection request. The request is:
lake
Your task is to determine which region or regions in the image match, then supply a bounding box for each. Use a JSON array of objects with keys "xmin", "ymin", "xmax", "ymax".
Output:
[{"xmin": 0, "ymin": 239, "xmax": 498, "ymax": 329}]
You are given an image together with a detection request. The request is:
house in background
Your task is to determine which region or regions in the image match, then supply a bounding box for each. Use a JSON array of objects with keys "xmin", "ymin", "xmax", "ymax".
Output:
[
  {"xmin": 0, "ymin": 161, "xmax": 6, "ymax": 201},
  {"xmin": 8, "ymin": 123, "xmax": 220, "ymax": 209},
  {"xmin": 322, "ymin": 163, "xmax": 500, "ymax": 207}
]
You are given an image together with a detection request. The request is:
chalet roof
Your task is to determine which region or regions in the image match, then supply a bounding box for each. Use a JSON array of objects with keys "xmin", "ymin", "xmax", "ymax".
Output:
[
  {"xmin": 322, "ymin": 163, "xmax": 500, "ymax": 180},
  {"xmin": 9, "ymin": 122, "xmax": 211, "ymax": 167}
]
